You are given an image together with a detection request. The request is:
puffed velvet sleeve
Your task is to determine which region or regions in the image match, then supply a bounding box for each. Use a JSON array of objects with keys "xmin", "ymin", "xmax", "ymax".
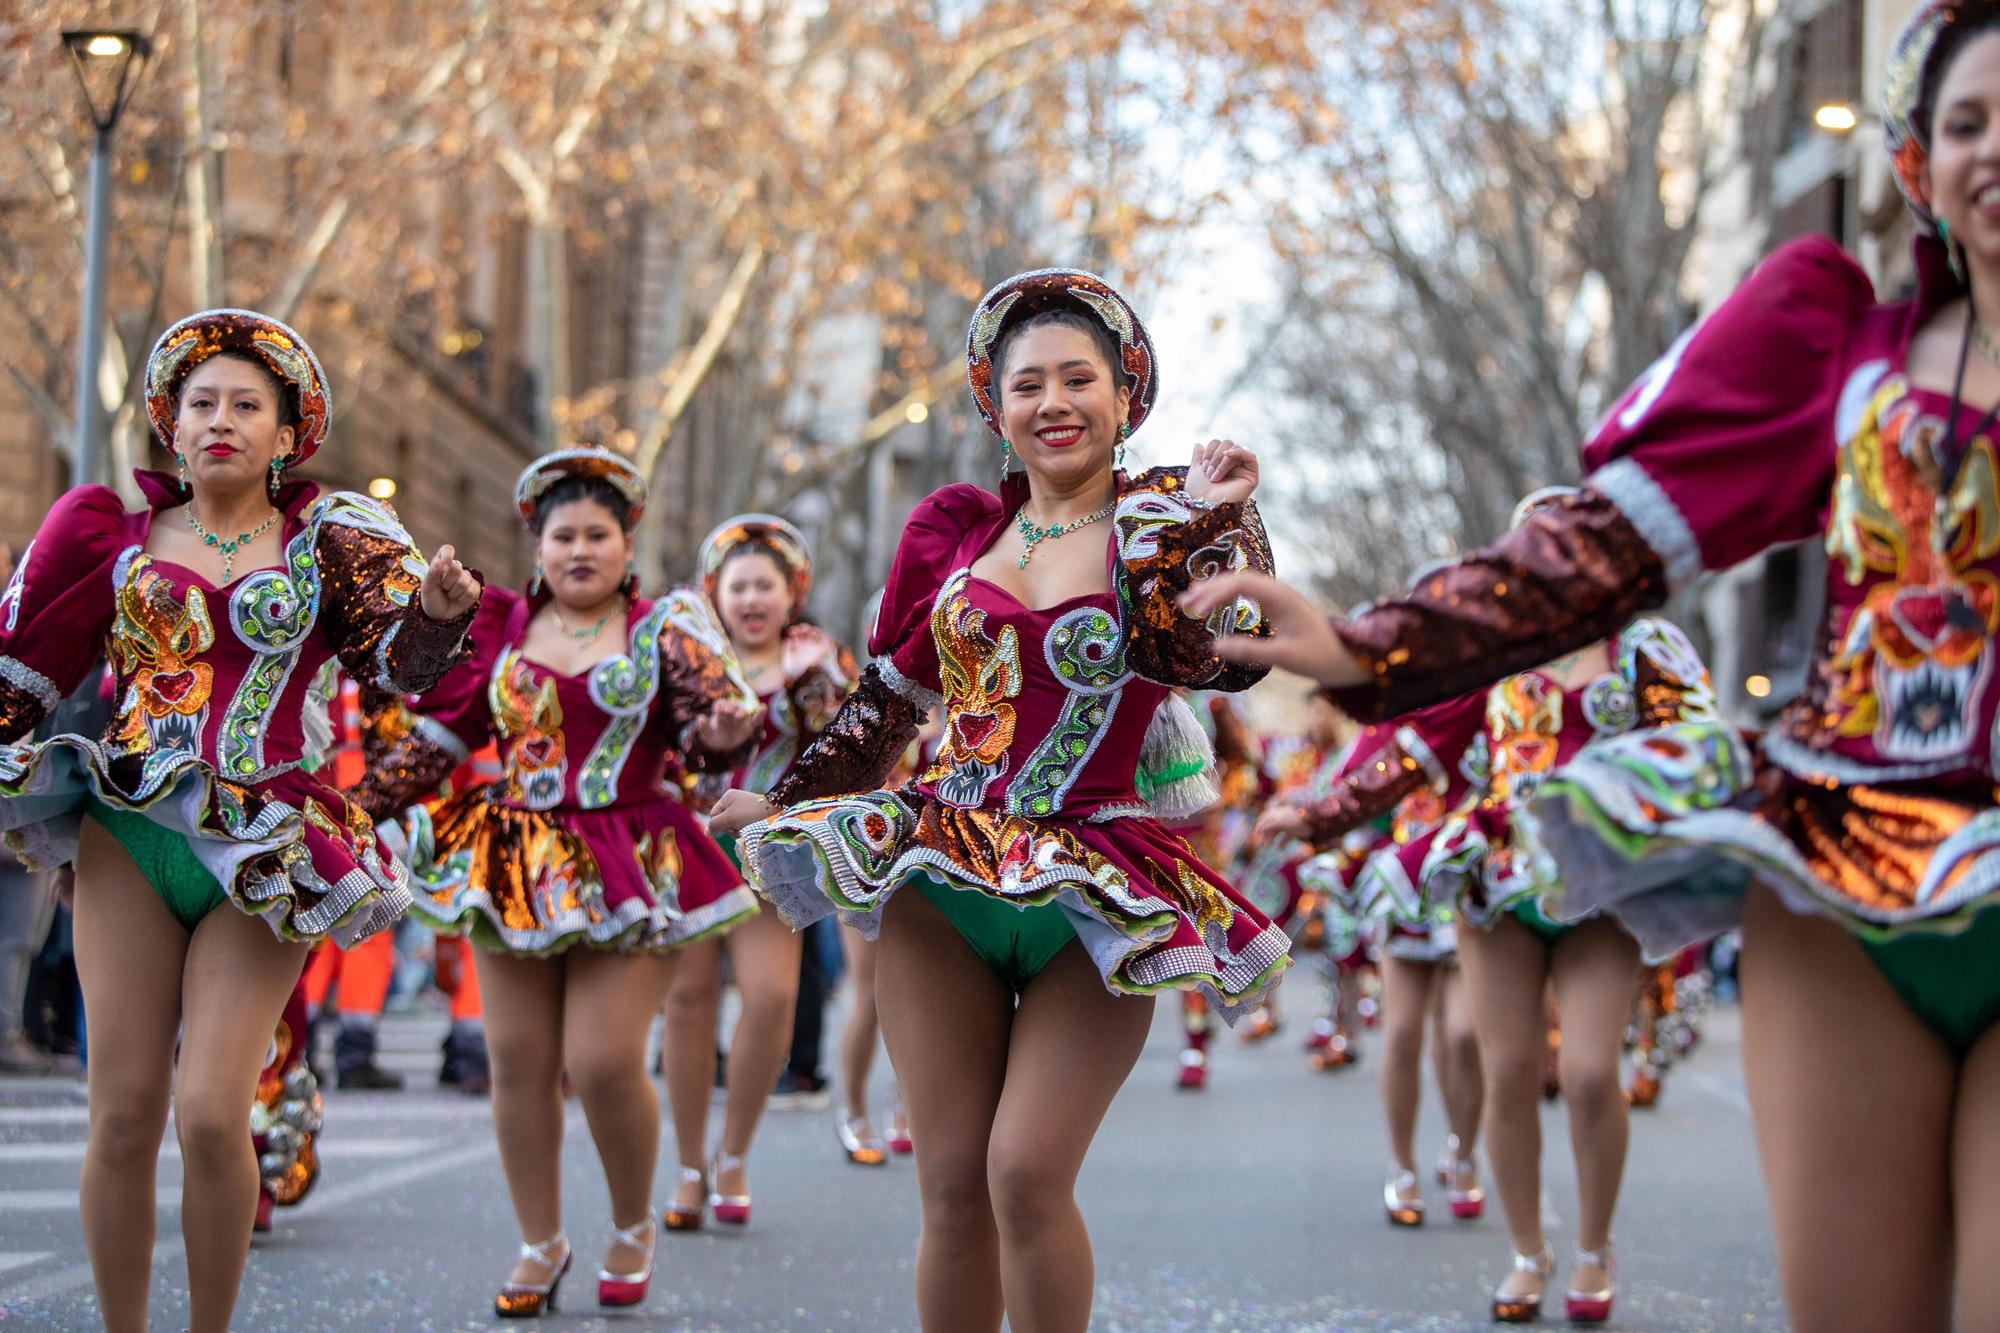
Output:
[
  {"xmin": 648, "ymin": 589, "xmax": 761, "ymax": 774},
  {"xmin": 312, "ymin": 493, "xmax": 480, "ymax": 697},
  {"xmin": 347, "ymin": 590, "xmax": 516, "ymax": 820},
  {"xmin": 1331, "ymin": 237, "xmax": 1873, "ymax": 720},
  {"xmin": 767, "ymin": 485, "xmax": 987, "ymax": 806},
  {"xmin": 1298, "ymin": 690, "xmax": 1487, "ymax": 847},
  {"xmin": 0, "ymin": 486, "xmax": 127, "ymax": 742},
  {"xmin": 1116, "ymin": 466, "xmax": 1276, "ymax": 692}
]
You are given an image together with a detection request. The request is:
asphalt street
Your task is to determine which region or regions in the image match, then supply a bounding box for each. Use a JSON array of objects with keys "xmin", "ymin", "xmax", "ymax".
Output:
[{"xmin": 0, "ymin": 985, "xmax": 1784, "ymax": 1331}]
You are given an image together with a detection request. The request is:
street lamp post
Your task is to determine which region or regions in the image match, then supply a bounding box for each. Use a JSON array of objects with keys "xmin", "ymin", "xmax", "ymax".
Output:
[{"xmin": 60, "ymin": 28, "xmax": 151, "ymax": 491}]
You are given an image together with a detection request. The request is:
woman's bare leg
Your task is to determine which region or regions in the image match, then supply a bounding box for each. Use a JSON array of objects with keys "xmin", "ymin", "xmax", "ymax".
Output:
[
  {"xmin": 1953, "ymin": 1016, "xmax": 2000, "ymax": 1328},
  {"xmin": 714, "ymin": 909, "xmax": 802, "ymax": 1197},
  {"xmin": 1436, "ymin": 963, "xmax": 1484, "ymax": 1156},
  {"xmin": 1377, "ymin": 956, "xmax": 1439, "ymax": 1174},
  {"xmin": 838, "ymin": 929, "xmax": 882, "ymax": 1124},
  {"xmin": 1548, "ymin": 915, "xmax": 1640, "ymax": 1295},
  {"xmin": 172, "ymin": 904, "xmax": 310, "ymax": 1333},
  {"xmin": 72, "ymin": 821, "xmax": 190, "ymax": 1333},
  {"xmin": 1455, "ymin": 916, "xmax": 1554, "ymax": 1300},
  {"xmin": 562, "ymin": 950, "xmax": 676, "ymax": 1276},
  {"xmin": 476, "ymin": 950, "xmax": 569, "ymax": 1285},
  {"xmin": 661, "ymin": 934, "xmax": 722, "ymax": 1209},
  {"xmin": 1739, "ymin": 885, "xmax": 1953, "ymax": 1332},
  {"xmin": 986, "ymin": 946, "xmax": 1154, "ymax": 1332},
  {"xmin": 876, "ymin": 889, "xmax": 1012, "ymax": 1332}
]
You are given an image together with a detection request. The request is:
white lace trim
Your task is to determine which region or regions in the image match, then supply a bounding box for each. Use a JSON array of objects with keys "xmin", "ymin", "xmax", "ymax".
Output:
[
  {"xmin": 1393, "ymin": 726, "xmax": 1449, "ymax": 793},
  {"xmin": 875, "ymin": 658, "xmax": 942, "ymax": 712},
  {"xmin": 1587, "ymin": 458, "xmax": 1704, "ymax": 591}
]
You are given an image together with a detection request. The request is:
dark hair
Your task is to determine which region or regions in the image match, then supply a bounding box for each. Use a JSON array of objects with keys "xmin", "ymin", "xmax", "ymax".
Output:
[
  {"xmin": 530, "ymin": 475, "xmax": 634, "ymax": 535},
  {"xmin": 182, "ymin": 351, "xmax": 302, "ymax": 428},
  {"xmin": 717, "ymin": 537, "xmax": 797, "ymax": 584},
  {"xmin": 1920, "ymin": 11, "xmax": 2000, "ymax": 142},
  {"xmin": 991, "ymin": 308, "xmax": 1128, "ymax": 394}
]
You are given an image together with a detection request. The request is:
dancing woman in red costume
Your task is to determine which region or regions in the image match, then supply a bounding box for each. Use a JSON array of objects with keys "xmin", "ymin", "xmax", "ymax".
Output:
[
  {"xmin": 712, "ymin": 268, "xmax": 1291, "ymax": 1331},
  {"xmin": 1188, "ymin": 8, "xmax": 2000, "ymax": 1325},
  {"xmin": 0, "ymin": 309, "xmax": 480, "ymax": 1333}
]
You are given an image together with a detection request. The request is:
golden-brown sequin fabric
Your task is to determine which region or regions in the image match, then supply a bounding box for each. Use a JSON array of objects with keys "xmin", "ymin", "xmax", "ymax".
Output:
[
  {"xmin": 348, "ymin": 694, "xmax": 459, "ymax": 822},
  {"xmin": 1116, "ymin": 466, "xmax": 1276, "ymax": 692},
  {"xmin": 1298, "ymin": 742, "xmax": 1430, "ymax": 847},
  {"xmin": 768, "ymin": 664, "xmax": 924, "ymax": 808},
  {"xmin": 1756, "ymin": 767, "xmax": 1983, "ymax": 914},
  {"xmin": 1332, "ymin": 487, "xmax": 1665, "ymax": 721},
  {"xmin": 316, "ymin": 521, "xmax": 477, "ymax": 696}
]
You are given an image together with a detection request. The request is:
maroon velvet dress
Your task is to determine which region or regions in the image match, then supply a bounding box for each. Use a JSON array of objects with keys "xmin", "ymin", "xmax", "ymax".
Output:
[
  {"xmin": 0, "ymin": 473, "xmax": 474, "ymax": 944},
  {"xmin": 368, "ymin": 586, "xmax": 760, "ymax": 955},
  {"xmin": 739, "ymin": 468, "xmax": 1292, "ymax": 1018}
]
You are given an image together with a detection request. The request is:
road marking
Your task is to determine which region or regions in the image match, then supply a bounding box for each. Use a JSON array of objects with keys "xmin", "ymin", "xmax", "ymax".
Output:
[
  {"xmin": 0, "ymin": 1136, "xmax": 441, "ymax": 1164},
  {"xmin": 0, "ymin": 1134, "xmax": 499, "ymax": 1301},
  {"xmin": 0, "ymin": 1252, "xmax": 52, "ymax": 1276}
]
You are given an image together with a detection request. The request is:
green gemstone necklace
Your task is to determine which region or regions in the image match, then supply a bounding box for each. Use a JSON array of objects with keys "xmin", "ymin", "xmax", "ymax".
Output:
[
  {"xmin": 185, "ymin": 504, "xmax": 282, "ymax": 583},
  {"xmin": 1015, "ymin": 501, "xmax": 1115, "ymax": 568},
  {"xmin": 553, "ymin": 605, "xmax": 619, "ymax": 640}
]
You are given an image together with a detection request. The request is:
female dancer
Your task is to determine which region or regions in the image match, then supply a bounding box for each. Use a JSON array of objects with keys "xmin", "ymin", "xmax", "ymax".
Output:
[
  {"xmin": 1185, "ymin": 13, "xmax": 2000, "ymax": 1325},
  {"xmin": 0, "ymin": 308, "xmax": 479, "ymax": 1333},
  {"xmin": 356, "ymin": 447, "xmax": 760, "ymax": 1316},
  {"xmin": 661, "ymin": 515, "xmax": 858, "ymax": 1219},
  {"xmin": 1260, "ymin": 689, "xmax": 1488, "ymax": 1229},
  {"xmin": 711, "ymin": 268, "xmax": 1291, "ymax": 1332}
]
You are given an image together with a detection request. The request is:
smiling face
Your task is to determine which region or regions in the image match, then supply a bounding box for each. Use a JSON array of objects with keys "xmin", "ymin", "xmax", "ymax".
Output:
[
  {"xmin": 534, "ymin": 496, "xmax": 632, "ymax": 612},
  {"xmin": 997, "ymin": 322, "xmax": 1131, "ymax": 492},
  {"xmin": 1929, "ymin": 28, "xmax": 2000, "ymax": 273},
  {"xmin": 716, "ymin": 548, "xmax": 795, "ymax": 653},
  {"xmin": 174, "ymin": 354, "xmax": 295, "ymax": 497}
]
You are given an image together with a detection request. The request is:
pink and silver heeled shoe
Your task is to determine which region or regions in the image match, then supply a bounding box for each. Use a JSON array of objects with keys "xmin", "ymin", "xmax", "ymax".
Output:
[
  {"xmin": 662, "ymin": 1166, "xmax": 706, "ymax": 1232},
  {"xmin": 1564, "ymin": 1242, "xmax": 1615, "ymax": 1324},
  {"xmin": 596, "ymin": 1216, "xmax": 655, "ymax": 1308},
  {"xmin": 1382, "ymin": 1166, "xmax": 1424, "ymax": 1227},
  {"xmin": 1447, "ymin": 1149, "xmax": 1485, "ymax": 1221},
  {"xmin": 494, "ymin": 1233, "xmax": 570, "ymax": 1319},
  {"xmin": 885, "ymin": 1099, "xmax": 914, "ymax": 1155},
  {"xmin": 838, "ymin": 1113, "xmax": 889, "ymax": 1166},
  {"xmin": 1490, "ymin": 1244, "xmax": 1551, "ymax": 1324},
  {"xmin": 709, "ymin": 1149, "xmax": 752, "ymax": 1226}
]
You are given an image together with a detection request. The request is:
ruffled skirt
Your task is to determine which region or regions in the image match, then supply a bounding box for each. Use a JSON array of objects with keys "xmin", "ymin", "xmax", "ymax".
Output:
[
  {"xmin": 403, "ymin": 788, "xmax": 756, "ymax": 956},
  {"xmin": 1532, "ymin": 723, "xmax": 2000, "ymax": 960},
  {"xmin": 739, "ymin": 789, "xmax": 1291, "ymax": 1021},
  {"xmin": 0, "ymin": 733, "xmax": 409, "ymax": 946}
]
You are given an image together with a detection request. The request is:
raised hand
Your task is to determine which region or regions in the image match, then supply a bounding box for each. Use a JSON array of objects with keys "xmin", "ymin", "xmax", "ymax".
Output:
[
  {"xmin": 420, "ymin": 544, "xmax": 481, "ymax": 621},
  {"xmin": 781, "ymin": 623, "xmax": 840, "ymax": 683},
  {"xmin": 1179, "ymin": 572, "xmax": 1365, "ymax": 684},
  {"xmin": 1185, "ymin": 439, "xmax": 1259, "ymax": 505},
  {"xmin": 695, "ymin": 699, "xmax": 762, "ymax": 752}
]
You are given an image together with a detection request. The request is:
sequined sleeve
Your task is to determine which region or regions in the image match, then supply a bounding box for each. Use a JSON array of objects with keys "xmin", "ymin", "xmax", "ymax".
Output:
[
  {"xmin": 767, "ymin": 663, "xmax": 924, "ymax": 806},
  {"xmin": 314, "ymin": 493, "xmax": 478, "ymax": 697},
  {"xmin": 1298, "ymin": 690, "xmax": 1483, "ymax": 846},
  {"xmin": 1332, "ymin": 239, "xmax": 1871, "ymax": 722},
  {"xmin": 1115, "ymin": 466, "xmax": 1276, "ymax": 692},
  {"xmin": 649, "ymin": 589, "xmax": 760, "ymax": 774},
  {"xmin": 0, "ymin": 486, "xmax": 125, "ymax": 742},
  {"xmin": 1330, "ymin": 489, "xmax": 1665, "ymax": 720},
  {"xmin": 347, "ymin": 694, "xmax": 463, "ymax": 821}
]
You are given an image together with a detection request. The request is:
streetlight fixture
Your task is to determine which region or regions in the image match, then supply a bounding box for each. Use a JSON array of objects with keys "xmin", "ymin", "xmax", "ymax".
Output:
[
  {"xmin": 60, "ymin": 27, "xmax": 153, "ymax": 490},
  {"xmin": 1814, "ymin": 102, "xmax": 1861, "ymax": 133}
]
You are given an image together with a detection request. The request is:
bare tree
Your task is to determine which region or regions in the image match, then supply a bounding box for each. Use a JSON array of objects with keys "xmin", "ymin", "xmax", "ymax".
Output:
[{"xmin": 1247, "ymin": 0, "xmax": 1774, "ymax": 608}]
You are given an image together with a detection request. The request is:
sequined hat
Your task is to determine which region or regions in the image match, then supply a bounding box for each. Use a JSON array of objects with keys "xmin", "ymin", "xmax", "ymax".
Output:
[
  {"xmin": 1886, "ymin": 1, "xmax": 2000, "ymax": 228},
  {"xmin": 145, "ymin": 308, "xmax": 332, "ymax": 468},
  {"xmin": 965, "ymin": 268, "xmax": 1159, "ymax": 440},
  {"xmin": 699, "ymin": 513, "xmax": 813, "ymax": 608},
  {"xmin": 514, "ymin": 446, "xmax": 648, "ymax": 529}
]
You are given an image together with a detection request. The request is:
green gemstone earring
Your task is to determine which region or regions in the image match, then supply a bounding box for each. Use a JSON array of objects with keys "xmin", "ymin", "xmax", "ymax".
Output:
[
  {"xmin": 531, "ymin": 564, "xmax": 545, "ymax": 596},
  {"xmin": 999, "ymin": 440, "xmax": 1014, "ymax": 482},
  {"xmin": 267, "ymin": 457, "xmax": 284, "ymax": 501},
  {"xmin": 176, "ymin": 451, "xmax": 190, "ymax": 493}
]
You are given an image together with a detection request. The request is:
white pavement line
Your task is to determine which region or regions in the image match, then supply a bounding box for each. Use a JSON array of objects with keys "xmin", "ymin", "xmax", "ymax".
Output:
[
  {"xmin": 0, "ymin": 1135, "xmax": 498, "ymax": 1303},
  {"xmin": 1682, "ymin": 1068, "xmax": 1751, "ymax": 1113},
  {"xmin": 0, "ymin": 1136, "xmax": 440, "ymax": 1164},
  {"xmin": 0, "ymin": 1252, "xmax": 53, "ymax": 1276},
  {"xmin": 0, "ymin": 1106, "xmax": 89, "ymax": 1126}
]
